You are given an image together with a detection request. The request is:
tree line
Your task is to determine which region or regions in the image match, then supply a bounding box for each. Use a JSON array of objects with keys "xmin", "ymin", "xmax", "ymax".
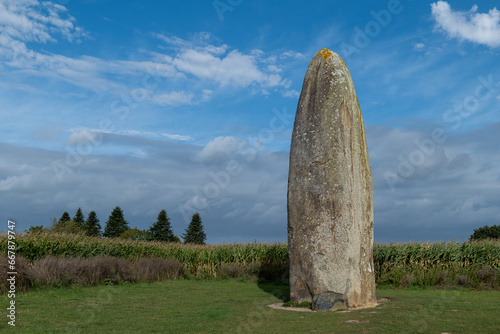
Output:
[{"xmin": 28, "ymin": 207, "xmax": 207, "ymax": 245}]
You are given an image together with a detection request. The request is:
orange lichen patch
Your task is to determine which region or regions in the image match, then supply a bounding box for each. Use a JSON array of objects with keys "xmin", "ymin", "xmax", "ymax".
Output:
[{"xmin": 316, "ymin": 48, "xmax": 333, "ymax": 61}]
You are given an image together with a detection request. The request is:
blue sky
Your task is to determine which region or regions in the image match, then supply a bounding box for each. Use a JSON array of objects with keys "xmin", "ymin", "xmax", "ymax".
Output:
[{"xmin": 1, "ymin": 0, "xmax": 499, "ymax": 243}]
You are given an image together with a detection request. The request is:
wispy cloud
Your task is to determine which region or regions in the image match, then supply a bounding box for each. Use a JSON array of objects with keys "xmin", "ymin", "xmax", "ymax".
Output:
[
  {"xmin": 163, "ymin": 35, "xmax": 289, "ymax": 89},
  {"xmin": 65, "ymin": 127, "xmax": 194, "ymax": 144},
  {"xmin": 0, "ymin": 2, "xmax": 301, "ymax": 103},
  {"xmin": 0, "ymin": 0, "xmax": 86, "ymax": 43},
  {"xmin": 197, "ymin": 136, "xmax": 246, "ymax": 162},
  {"xmin": 431, "ymin": 1, "xmax": 500, "ymax": 48},
  {"xmin": 280, "ymin": 51, "xmax": 306, "ymax": 59},
  {"xmin": 413, "ymin": 42, "xmax": 425, "ymax": 51},
  {"xmin": 151, "ymin": 90, "xmax": 195, "ymax": 106},
  {"xmin": 162, "ymin": 133, "xmax": 194, "ymax": 142}
]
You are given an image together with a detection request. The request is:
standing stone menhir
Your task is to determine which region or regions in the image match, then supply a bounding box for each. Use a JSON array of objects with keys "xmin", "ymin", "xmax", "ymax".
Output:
[{"xmin": 287, "ymin": 48, "xmax": 376, "ymax": 310}]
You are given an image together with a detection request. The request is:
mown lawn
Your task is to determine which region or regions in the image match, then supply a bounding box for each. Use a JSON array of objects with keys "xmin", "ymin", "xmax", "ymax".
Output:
[{"xmin": 1, "ymin": 280, "xmax": 498, "ymax": 333}]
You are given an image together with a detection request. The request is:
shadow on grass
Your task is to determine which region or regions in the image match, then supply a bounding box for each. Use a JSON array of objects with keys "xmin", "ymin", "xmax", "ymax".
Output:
[{"xmin": 256, "ymin": 262, "xmax": 290, "ymax": 302}]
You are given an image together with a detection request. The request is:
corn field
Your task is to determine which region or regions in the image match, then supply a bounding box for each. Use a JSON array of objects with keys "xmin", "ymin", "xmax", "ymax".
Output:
[
  {"xmin": 0, "ymin": 231, "xmax": 288, "ymax": 278},
  {"xmin": 374, "ymin": 241, "xmax": 500, "ymax": 288},
  {"xmin": 1, "ymin": 232, "xmax": 498, "ymax": 287}
]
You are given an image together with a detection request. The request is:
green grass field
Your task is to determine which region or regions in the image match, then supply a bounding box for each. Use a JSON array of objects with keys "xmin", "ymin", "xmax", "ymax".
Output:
[{"xmin": 1, "ymin": 280, "xmax": 498, "ymax": 333}]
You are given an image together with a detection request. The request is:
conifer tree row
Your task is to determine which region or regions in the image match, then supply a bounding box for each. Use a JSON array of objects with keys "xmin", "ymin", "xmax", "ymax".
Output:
[{"xmin": 46, "ymin": 207, "xmax": 206, "ymax": 243}]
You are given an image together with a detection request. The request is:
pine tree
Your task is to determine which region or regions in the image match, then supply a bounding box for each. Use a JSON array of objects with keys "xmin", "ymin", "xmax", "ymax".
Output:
[
  {"xmin": 182, "ymin": 212, "xmax": 206, "ymax": 245},
  {"xmin": 59, "ymin": 212, "xmax": 71, "ymax": 224},
  {"xmin": 103, "ymin": 206, "xmax": 130, "ymax": 238},
  {"xmin": 149, "ymin": 209, "xmax": 176, "ymax": 242},
  {"xmin": 85, "ymin": 211, "xmax": 101, "ymax": 237},
  {"xmin": 73, "ymin": 208, "xmax": 85, "ymax": 228}
]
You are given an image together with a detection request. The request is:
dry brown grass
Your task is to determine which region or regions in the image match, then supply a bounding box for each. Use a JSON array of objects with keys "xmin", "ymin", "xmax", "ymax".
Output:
[
  {"xmin": 0, "ymin": 255, "xmax": 184, "ymax": 292},
  {"xmin": 132, "ymin": 257, "xmax": 184, "ymax": 282},
  {"xmin": 0, "ymin": 256, "xmax": 33, "ymax": 293}
]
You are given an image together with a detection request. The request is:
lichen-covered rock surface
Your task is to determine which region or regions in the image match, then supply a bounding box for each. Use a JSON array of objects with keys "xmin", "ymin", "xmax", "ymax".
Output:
[{"xmin": 287, "ymin": 48, "xmax": 376, "ymax": 308}]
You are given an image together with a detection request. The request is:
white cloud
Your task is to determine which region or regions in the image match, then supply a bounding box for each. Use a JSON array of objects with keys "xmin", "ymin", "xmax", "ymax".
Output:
[
  {"xmin": 0, "ymin": 3, "xmax": 296, "ymax": 103},
  {"xmin": 151, "ymin": 91, "xmax": 195, "ymax": 106},
  {"xmin": 66, "ymin": 128, "xmax": 195, "ymax": 145},
  {"xmin": 267, "ymin": 64, "xmax": 282, "ymax": 73},
  {"xmin": 198, "ymin": 136, "xmax": 246, "ymax": 162},
  {"xmin": 155, "ymin": 33, "xmax": 291, "ymax": 89},
  {"xmin": 431, "ymin": 1, "xmax": 500, "ymax": 47},
  {"xmin": 282, "ymin": 89, "xmax": 300, "ymax": 98},
  {"xmin": 0, "ymin": 0, "xmax": 85, "ymax": 43},
  {"xmin": 162, "ymin": 133, "xmax": 194, "ymax": 141},
  {"xmin": 173, "ymin": 49, "xmax": 279, "ymax": 88},
  {"xmin": 66, "ymin": 129, "xmax": 101, "ymax": 145},
  {"xmin": 201, "ymin": 89, "xmax": 213, "ymax": 102},
  {"xmin": 120, "ymin": 130, "xmax": 158, "ymax": 137},
  {"xmin": 280, "ymin": 51, "xmax": 306, "ymax": 59},
  {"xmin": 413, "ymin": 42, "xmax": 425, "ymax": 51},
  {"xmin": 0, "ymin": 174, "xmax": 31, "ymax": 191},
  {"xmin": 0, "ymin": 1, "xmax": 125, "ymax": 92}
]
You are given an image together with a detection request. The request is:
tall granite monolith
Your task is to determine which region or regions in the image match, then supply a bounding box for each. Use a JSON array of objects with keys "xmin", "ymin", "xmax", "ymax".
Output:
[{"xmin": 287, "ymin": 48, "xmax": 376, "ymax": 309}]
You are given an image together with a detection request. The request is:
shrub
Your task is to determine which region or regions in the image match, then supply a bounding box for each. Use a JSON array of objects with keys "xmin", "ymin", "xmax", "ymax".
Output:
[
  {"xmin": 120, "ymin": 228, "xmax": 152, "ymax": 241},
  {"xmin": 399, "ymin": 274, "xmax": 414, "ymax": 288},
  {"xmin": 456, "ymin": 274, "xmax": 468, "ymax": 286},
  {"xmin": 132, "ymin": 258, "xmax": 184, "ymax": 282},
  {"xmin": 29, "ymin": 256, "xmax": 134, "ymax": 288},
  {"xmin": 27, "ymin": 225, "xmax": 45, "ymax": 234},
  {"xmin": 50, "ymin": 218, "xmax": 86, "ymax": 235},
  {"xmin": 0, "ymin": 256, "xmax": 33, "ymax": 293},
  {"xmin": 0, "ymin": 255, "xmax": 184, "ymax": 292},
  {"xmin": 470, "ymin": 225, "xmax": 500, "ymax": 241},
  {"xmin": 216, "ymin": 263, "xmax": 246, "ymax": 279}
]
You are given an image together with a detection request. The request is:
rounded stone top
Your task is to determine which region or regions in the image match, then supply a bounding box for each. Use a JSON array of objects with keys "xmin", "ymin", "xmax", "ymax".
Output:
[
  {"xmin": 310, "ymin": 48, "xmax": 348, "ymax": 71},
  {"xmin": 316, "ymin": 48, "xmax": 335, "ymax": 61},
  {"xmin": 305, "ymin": 48, "xmax": 353, "ymax": 98}
]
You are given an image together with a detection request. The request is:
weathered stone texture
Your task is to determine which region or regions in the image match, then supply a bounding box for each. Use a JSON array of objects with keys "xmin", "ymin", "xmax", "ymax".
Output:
[
  {"xmin": 287, "ymin": 48, "xmax": 376, "ymax": 308},
  {"xmin": 312, "ymin": 291, "xmax": 349, "ymax": 312}
]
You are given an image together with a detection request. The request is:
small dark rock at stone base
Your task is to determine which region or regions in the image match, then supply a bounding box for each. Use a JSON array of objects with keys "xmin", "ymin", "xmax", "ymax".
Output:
[{"xmin": 312, "ymin": 291, "xmax": 349, "ymax": 311}]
